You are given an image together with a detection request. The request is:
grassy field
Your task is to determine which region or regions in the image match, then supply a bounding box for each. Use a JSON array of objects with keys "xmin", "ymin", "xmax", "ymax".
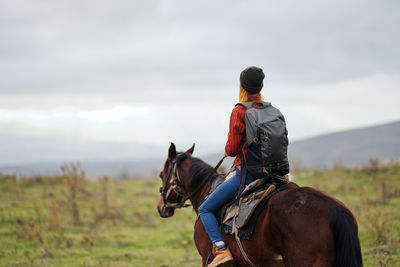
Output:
[{"xmin": 0, "ymin": 162, "xmax": 399, "ymax": 266}]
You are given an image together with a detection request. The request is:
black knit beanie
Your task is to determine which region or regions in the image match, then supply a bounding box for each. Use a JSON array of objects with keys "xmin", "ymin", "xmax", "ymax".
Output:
[{"xmin": 240, "ymin": 66, "xmax": 265, "ymax": 94}]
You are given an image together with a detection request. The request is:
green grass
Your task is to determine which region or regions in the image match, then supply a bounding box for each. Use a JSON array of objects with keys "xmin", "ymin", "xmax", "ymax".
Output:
[{"xmin": 0, "ymin": 163, "xmax": 399, "ymax": 266}]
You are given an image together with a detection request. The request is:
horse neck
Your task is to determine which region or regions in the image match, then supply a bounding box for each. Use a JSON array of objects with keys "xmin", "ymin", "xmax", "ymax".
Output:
[
  {"xmin": 188, "ymin": 182, "xmax": 211, "ymax": 213},
  {"xmin": 179, "ymin": 158, "xmax": 214, "ymax": 213}
]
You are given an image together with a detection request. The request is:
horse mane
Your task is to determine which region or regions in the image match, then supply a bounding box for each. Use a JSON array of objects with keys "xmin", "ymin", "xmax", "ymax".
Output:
[{"xmin": 175, "ymin": 153, "xmax": 219, "ymax": 192}]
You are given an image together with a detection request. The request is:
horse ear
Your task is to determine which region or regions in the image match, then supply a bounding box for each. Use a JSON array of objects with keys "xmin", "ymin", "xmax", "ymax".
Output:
[
  {"xmin": 186, "ymin": 143, "xmax": 195, "ymax": 155},
  {"xmin": 168, "ymin": 142, "xmax": 176, "ymax": 161}
]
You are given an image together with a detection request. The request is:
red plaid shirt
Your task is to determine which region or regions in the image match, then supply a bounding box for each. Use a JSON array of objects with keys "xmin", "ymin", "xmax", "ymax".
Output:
[{"xmin": 224, "ymin": 95, "xmax": 289, "ymax": 167}]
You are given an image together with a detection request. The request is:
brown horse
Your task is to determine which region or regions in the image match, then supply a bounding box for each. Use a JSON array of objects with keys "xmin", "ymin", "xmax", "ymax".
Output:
[{"xmin": 157, "ymin": 143, "xmax": 362, "ymax": 267}]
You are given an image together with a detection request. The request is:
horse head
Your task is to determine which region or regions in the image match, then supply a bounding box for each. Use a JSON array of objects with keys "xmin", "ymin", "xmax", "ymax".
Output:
[{"xmin": 157, "ymin": 142, "xmax": 195, "ymax": 218}]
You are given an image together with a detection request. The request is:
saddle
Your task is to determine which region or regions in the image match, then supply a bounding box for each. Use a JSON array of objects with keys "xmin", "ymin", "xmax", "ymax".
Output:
[{"xmin": 215, "ymin": 175, "xmax": 298, "ymax": 240}]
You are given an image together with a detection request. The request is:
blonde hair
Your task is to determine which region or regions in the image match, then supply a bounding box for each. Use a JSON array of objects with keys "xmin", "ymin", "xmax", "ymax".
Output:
[{"xmin": 239, "ymin": 84, "xmax": 263, "ymax": 103}]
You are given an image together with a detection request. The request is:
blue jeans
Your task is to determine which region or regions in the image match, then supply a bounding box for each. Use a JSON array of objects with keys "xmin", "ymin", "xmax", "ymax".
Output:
[{"xmin": 198, "ymin": 168, "xmax": 255, "ymax": 243}]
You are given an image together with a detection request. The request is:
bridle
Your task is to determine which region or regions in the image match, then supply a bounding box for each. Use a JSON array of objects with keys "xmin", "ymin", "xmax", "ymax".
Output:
[
  {"xmin": 159, "ymin": 153, "xmax": 226, "ymax": 210},
  {"xmin": 160, "ymin": 153, "xmax": 191, "ymax": 209}
]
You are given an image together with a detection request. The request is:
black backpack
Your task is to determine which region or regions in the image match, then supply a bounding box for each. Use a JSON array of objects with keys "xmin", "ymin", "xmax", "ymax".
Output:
[{"xmin": 238, "ymin": 101, "xmax": 290, "ymax": 179}]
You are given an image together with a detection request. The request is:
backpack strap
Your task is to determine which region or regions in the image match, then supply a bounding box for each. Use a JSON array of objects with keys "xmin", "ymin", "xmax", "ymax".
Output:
[
  {"xmin": 235, "ymin": 101, "xmax": 271, "ymax": 110},
  {"xmin": 235, "ymin": 152, "xmax": 247, "ymax": 205}
]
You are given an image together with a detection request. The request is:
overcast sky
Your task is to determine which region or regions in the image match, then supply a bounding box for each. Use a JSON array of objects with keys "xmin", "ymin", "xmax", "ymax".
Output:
[{"xmin": 0, "ymin": 0, "xmax": 399, "ymax": 163}]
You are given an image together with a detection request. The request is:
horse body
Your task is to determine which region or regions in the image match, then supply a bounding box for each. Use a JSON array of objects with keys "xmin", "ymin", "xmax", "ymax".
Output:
[
  {"xmin": 157, "ymin": 143, "xmax": 362, "ymax": 267},
  {"xmin": 193, "ymin": 187, "xmax": 339, "ymax": 266}
]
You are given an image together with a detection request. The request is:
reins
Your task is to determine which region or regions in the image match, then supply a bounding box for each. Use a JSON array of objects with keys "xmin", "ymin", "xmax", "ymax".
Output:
[
  {"xmin": 160, "ymin": 154, "xmax": 226, "ymax": 209},
  {"xmin": 184, "ymin": 156, "xmax": 226, "ymax": 201}
]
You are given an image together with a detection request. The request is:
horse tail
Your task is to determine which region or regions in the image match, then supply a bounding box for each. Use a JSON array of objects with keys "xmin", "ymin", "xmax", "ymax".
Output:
[{"xmin": 329, "ymin": 205, "xmax": 363, "ymax": 267}]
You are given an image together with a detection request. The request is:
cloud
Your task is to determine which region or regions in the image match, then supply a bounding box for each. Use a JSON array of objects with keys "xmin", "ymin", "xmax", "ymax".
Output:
[
  {"xmin": 1, "ymin": 0, "xmax": 399, "ymax": 94},
  {"xmin": 77, "ymin": 105, "xmax": 149, "ymax": 123},
  {"xmin": 0, "ymin": 0, "xmax": 399, "ymax": 164},
  {"xmin": 276, "ymin": 73, "xmax": 400, "ymax": 140}
]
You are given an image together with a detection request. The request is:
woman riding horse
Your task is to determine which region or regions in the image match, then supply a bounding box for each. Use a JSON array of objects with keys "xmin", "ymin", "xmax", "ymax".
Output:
[
  {"xmin": 198, "ymin": 66, "xmax": 289, "ymax": 267},
  {"xmin": 157, "ymin": 67, "xmax": 362, "ymax": 267}
]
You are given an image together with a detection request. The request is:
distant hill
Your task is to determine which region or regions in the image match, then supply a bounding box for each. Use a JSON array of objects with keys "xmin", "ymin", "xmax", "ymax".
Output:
[
  {"xmin": 288, "ymin": 120, "xmax": 400, "ymax": 169},
  {"xmin": 1, "ymin": 120, "xmax": 399, "ymax": 177},
  {"xmin": 0, "ymin": 133, "xmax": 165, "ymax": 178},
  {"xmin": 0, "ymin": 133, "xmax": 164, "ymax": 165},
  {"xmin": 0, "ymin": 159, "xmax": 164, "ymax": 179}
]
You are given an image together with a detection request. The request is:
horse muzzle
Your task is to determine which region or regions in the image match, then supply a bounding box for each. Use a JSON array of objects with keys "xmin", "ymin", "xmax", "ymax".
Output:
[
  {"xmin": 157, "ymin": 198, "xmax": 175, "ymax": 218},
  {"xmin": 158, "ymin": 205, "xmax": 175, "ymax": 218}
]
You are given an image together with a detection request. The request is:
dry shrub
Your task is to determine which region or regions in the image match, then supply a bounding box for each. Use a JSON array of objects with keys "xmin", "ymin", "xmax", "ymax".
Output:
[
  {"xmin": 33, "ymin": 201, "xmax": 42, "ymax": 224},
  {"xmin": 7, "ymin": 175, "xmax": 22, "ymax": 198},
  {"xmin": 121, "ymin": 167, "xmax": 129, "ymax": 180},
  {"xmin": 364, "ymin": 158, "xmax": 381, "ymax": 174},
  {"xmin": 363, "ymin": 209, "xmax": 394, "ymax": 244},
  {"xmin": 377, "ymin": 253, "xmax": 391, "ymax": 267},
  {"xmin": 60, "ymin": 162, "xmax": 86, "ymax": 225},
  {"xmin": 364, "ymin": 172, "xmax": 396, "ymax": 205},
  {"xmin": 333, "ymin": 159, "xmax": 344, "ymax": 171},
  {"xmin": 101, "ymin": 176, "xmax": 109, "ymax": 216},
  {"xmin": 90, "ymin": 176, "xmax": 124, "ymax": 227},
  {"xmin": 47, "ymin": 194, "xmax": 60, "ymax": 229},
  {"xmin": 16, "ymin": 218, "xmax": 51, "ymax": 256},
  {"xmin": 46, "ymin": 228, "xmax": 74, "ymax": 249},
  {"xmin": 361, "ymin": 158, "xmax": 400, "ymax": 175},
  {"xmin": 365, "ymin": 246, "xmax": 392, "ymax": 267},
  {"xmin": 80, "ymin": 235, "xmax": 94, "ymax": 247},
  {"xmin": 90, "ymin": 202, "xmax": 99, "ymax": 226}
]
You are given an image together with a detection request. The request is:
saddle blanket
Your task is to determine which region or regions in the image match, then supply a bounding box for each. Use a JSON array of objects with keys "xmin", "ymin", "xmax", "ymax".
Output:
[{"xmin": 216, "ymin": 178, "xmax": 297, "ymax": 240}]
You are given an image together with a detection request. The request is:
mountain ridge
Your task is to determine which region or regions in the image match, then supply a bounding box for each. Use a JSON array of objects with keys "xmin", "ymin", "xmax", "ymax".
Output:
[
  {"xmin": 1, "ymin": 120, "xmax": 399, "ymax": 177},
  {"xmin": 288, "ymin": 120, "xmax": 400, "ymax": 169}
]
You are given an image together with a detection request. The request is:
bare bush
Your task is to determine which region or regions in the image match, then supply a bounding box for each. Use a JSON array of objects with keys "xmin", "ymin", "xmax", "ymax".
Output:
[
  {"xmin": 90, "ymin": 176, "xmax": 124, "ymax": 227},
  {"xmin": 60, "ymin": 162, "xmax": 86, "ymax": 225},
  {"xmin": 47, "ymin": 195, "xmax": 60, "ymax": 229},
  {"xmin": 101, "ymin": 176, "xmax": 109, "ymax": 216},
  {"xmin": 333, "ymin": 159, "xmax": 344, "ymax": 171},
  {"xmin": 364, "ymin": 209, "xmax": 394, "ymax": 244},
  {"xmin": 8, "ymin": 175, "xmax": 22, "ymax": 198},
  {"xmin": 362, "ymin": 158, "xmax": 381, "ymax": 174},
  {"xmin": 16, "ymin": 218, "xmax": 51, "ymax": 256}
]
